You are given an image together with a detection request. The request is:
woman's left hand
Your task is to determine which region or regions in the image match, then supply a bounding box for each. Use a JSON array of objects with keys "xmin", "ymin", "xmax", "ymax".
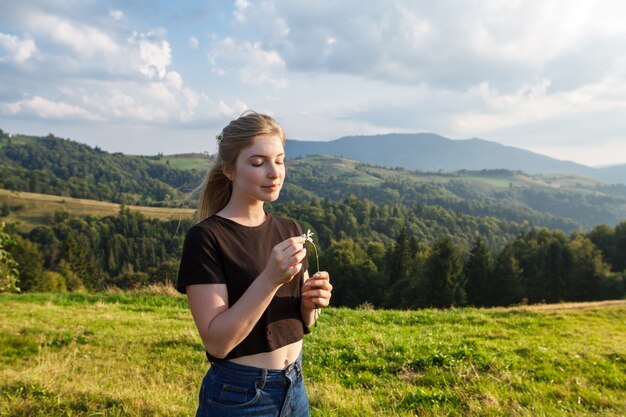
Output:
[{"xmin": 301, "ymin": 271, "xmax": 332, "ymax": 310}]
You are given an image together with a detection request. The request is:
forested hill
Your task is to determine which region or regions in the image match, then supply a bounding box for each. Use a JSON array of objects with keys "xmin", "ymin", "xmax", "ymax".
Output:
[
  {"xmin": 283, "ymin": 156, "xmax": 626, "ymax": 232},
  {"xmin": 2, "ymin": 130, "xmax": 626, "ymax": 232},
  {"xmin": 0, "ymin": 130, "xmax": 207, "ymax": 206},
  {"xmin": 2, "ymin": 130, "xmax": 625, "ymax": 307},
  {"xmin": 285, "ymin": 133, "xmax": 626, "ymax": 184}
]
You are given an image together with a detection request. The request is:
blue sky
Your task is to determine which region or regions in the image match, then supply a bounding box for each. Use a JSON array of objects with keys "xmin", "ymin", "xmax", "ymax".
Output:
[{"xmin": 1, "ymin": 0, "xmax": 626, "ymax": 166}]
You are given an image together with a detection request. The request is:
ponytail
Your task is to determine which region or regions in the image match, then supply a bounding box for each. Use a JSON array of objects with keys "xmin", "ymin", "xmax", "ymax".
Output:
[{"xmin": 197, "ymin": 163, "xmax": 231, "ymax": 220}]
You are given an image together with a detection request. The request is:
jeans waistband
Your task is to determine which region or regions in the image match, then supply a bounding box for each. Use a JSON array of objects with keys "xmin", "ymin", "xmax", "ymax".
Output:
[{"xmin": 210, "ymin": 351, "xmax": 302, "ymax": 381}]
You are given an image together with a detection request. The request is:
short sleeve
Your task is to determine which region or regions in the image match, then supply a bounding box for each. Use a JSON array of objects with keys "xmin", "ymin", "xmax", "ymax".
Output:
[{"xmin": 177, "ymin": 224, "xmax": 226, "ymax": 294}]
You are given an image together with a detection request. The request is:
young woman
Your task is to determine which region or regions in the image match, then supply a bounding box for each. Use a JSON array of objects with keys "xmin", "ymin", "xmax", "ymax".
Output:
[{"xmin": 177, "ymin": 111, "xmax": 332, "ymax": 416}]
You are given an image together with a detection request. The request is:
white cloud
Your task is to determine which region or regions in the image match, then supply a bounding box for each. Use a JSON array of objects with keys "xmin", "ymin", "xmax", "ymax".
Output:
[
  {"xmin": 452, "ymin": 77, "xmax": 626, "ymax": 142},
  {"xmin": 225, "ymin": 0, "xmax": 626, "ymax": 92},
  {"xmin": 218, "ymin": 100, "xmax": 248, "ymax": 118},
  {"xmin": 28, "ymin": 12, "xmax": 119, "ymax": 57},
  {"xmin": 0, "ymin": 5, "xmax": 235, "ymax": 127},
  {"xmin": 1, "ymin": 96, "xmax": 103, "ymax": 121},
  {"xmin": 109, "ymin": 10, "xmax": 123, "ymax": 21},
  {"xmin": 234, "ymin": 0, "xmax": 250, "ymax": 23},
  {"xmin": 208, "ymin": 38, "xmax": 288, "ymax": 88},
  {"xmin": 0, "ymin": 32, "xmax": 37, "ymax": 62},
  {"xmin": 131, "ymin": 32, "xmax": 172, "ymax": 80}
]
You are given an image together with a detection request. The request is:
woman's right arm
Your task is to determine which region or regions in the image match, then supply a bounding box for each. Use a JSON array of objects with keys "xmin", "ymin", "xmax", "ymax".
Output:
[{"xmin": 185, "ymin": 236, "xmax": 307, "ymax": 359}]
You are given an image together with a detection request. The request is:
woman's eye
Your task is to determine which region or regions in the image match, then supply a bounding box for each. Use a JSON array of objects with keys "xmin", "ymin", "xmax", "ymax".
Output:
[{"xmin": 251, "ymin": 160, "xmax": 264, "ymax": 167}]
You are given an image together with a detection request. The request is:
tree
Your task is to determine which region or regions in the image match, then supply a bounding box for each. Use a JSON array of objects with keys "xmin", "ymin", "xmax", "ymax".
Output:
[
  {"xmin": 568, "ymin": 234, "xmax": 611, "ymax": 300},
  {"xmin": 324, "ymin": 239, "xmax": 380, "ymax": 307},
  {"xmin": 387, "ymin": 228, "xmax": 413, "ymax": 286},
  {"xmin": 150, "ymin": 260, "xmax": 179, "ymax": 285},
  {"xmin": 0, "ymin": 203, "xmax": 9, "ymax": 217},
  {"xmin": 492, "ymin": 243, "xmax": 524, "ymax": 306},
  {"xmin": 425, "ymin": 237, "xmax": 465, "ymax": 308},
  {"xmin": 464, "ymin": 238, "xmax": 493, "ymax": 307},
  {"xmin": 9, "ymin": 235, "xmax": 44, "ymax": 292},
  {"xmin": 32, "ymin": 271, "xmax": 66, "ymax": 292},
  {"xmin": 543, "ymin": 239, "xmax": 572, "ymax": 303},
  {"xmin": 0, "ymin": 223, "xmax": 20, "ymax": 293},
  {"xmin": 613, "ymin": 221, "xmax": 626, "ymax": 272},
  {"xmin": 57, "ymin": 260, "xmax": 85, "ymax": 292}
]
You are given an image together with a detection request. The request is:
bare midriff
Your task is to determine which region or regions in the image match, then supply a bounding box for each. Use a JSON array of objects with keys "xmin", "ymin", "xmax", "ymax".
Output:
[{"xmin": 227, "ymin": 339, "xmax": 303, "ymax": 370}]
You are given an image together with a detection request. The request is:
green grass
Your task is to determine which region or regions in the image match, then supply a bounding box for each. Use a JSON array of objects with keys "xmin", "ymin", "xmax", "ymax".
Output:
[
  {"xmin": 1, "ymin": 294, "xmax": 625, "ymax": 416},
  {"xmin": 150, "ymin": 153, "xmax": 213, "ymax": 171}
]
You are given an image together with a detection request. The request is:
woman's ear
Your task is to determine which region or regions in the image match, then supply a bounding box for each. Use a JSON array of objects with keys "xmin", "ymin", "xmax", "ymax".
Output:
[{"xmin": 222, "ymin": 163, "xmax": 233, "ymax": 181}]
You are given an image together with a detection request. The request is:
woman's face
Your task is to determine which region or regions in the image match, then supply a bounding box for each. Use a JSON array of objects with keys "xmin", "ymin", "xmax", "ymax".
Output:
[{"xmin": 228, "ymin": 134, "xmax": 286, "ymax": 204}]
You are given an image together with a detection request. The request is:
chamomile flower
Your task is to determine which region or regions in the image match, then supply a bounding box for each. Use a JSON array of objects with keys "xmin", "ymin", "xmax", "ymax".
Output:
[
  {"xmin": 302, "ymin": 228, "xmax": 321, "ymax": 325},
  {"xmin": 301, "ymin": 229, "xmax": 319, "ymax": 273}
]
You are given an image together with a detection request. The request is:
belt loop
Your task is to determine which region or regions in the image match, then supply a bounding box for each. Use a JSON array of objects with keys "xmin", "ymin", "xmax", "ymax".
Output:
[{"xmin": 256, "ymin": 367, "xmax": 268, "ymax": 390}]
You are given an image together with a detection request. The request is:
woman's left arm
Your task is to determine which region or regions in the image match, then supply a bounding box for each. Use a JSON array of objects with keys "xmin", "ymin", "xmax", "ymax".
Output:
[{"xmin": 300, "ymin": 270, "xmax": 332, "ymax": 327}]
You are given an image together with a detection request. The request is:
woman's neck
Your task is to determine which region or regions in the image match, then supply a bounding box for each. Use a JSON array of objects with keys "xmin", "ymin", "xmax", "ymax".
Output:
[{"xmin": 217, "ymin": 201, "xmax": 267, "ymax": 227}]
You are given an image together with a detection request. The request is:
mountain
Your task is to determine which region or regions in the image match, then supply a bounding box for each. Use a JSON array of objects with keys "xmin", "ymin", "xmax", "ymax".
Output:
[
  {"xmin": 2, "ymin": 129, "xmax": 626, "ymax": 231},
  {"xmin": 285, "ymin": 133, "xmax": 622, "ymax": 183},
  {"xmin": 594, "ymin": 164, "xmax": 626, "ymax": 185}
]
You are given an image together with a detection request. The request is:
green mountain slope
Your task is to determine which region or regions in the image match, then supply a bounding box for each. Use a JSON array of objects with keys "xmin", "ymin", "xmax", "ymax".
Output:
[
  {"xmin": 285, "ymin": 133, "xmax": 626, "ymax": 184},
  {"xmin": 284, "ymin": 155, "xmax": 626, "ymax": 230},
  {"xmin": 0, "ymin": 131, "xmax": 207, "ymax": 206},
  {"xmin": 2, "ymin": 131, "xmax": 626, "ymax": 233}
]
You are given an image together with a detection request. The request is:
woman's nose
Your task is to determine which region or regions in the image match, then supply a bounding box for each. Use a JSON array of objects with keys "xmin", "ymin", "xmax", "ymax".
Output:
[{"xmin": 267, "ymin": 163, "xmax": 279, "ymax": 177}]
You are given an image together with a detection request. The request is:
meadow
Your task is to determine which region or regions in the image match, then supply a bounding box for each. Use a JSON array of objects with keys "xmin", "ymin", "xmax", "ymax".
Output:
[
  {"xmin": 1, "ymin": 292, "xmax": 625, "ymax": 416},
  {"xmin": 0, "ymin": 188, "xmax": 195, "ymax": 231}
]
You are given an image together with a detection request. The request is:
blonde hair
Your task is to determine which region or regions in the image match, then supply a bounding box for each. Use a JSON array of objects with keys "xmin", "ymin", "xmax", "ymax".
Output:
[{"xmin": 197, "ymin": 111, "xmax": 286, "ymax": 220}]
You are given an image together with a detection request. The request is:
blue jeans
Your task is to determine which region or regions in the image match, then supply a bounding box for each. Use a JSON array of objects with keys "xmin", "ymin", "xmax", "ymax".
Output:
[{"xmin": 196, "ymin": 352, "xmax": 310, "ymax": 417}]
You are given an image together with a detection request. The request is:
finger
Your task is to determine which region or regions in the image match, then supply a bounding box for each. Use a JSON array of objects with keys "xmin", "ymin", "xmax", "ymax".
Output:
[
  {"xmin": 287, "ymin": 262, "xmax": 303, "ymax": 277},
  {"xmin": 287, "ymin": 248, "xmax": 307, "ymax": 268},
  {"xmin": 304, "ymin": 278, "xmax": 332, "ymax": 290},
  {"xmin": 279, "ymin": 236, "xmax": 306, "ymax": 251},
  {"xmin": 302, "ymin": 289, "xmax": 331, "ymax": 300},
  {"xmin": 310, "ymin": 271, "xmax": 330, "ymax": 280},
  {"xmin": 311, "ymin": 296, "xmax": 330, "ymax": 307}
]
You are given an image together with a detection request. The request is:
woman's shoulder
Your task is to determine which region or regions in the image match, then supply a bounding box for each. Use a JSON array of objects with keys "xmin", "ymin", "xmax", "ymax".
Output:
[{"xmin": 184, "ymin": 216, "xmax": 224, "ymax": 241}]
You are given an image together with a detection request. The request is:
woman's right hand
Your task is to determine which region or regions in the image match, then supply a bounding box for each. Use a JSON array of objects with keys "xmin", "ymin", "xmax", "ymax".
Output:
[{"xmin": 262, "ymin": 236, "xmax": 307, "ymax": 287}]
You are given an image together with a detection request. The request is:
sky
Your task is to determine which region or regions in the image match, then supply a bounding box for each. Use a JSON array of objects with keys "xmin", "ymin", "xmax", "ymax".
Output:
[{"xmin": 1, "ymin": 0, "xmax": 626, "ymax": 167}]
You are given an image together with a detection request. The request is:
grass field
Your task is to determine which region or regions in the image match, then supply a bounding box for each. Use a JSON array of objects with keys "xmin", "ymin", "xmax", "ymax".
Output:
[
  {"xmin": 0, "ymin": 188, "xmax": 195, "ymax": 231},
  {"xmin": 1, "ymin": 292, "xmax": 624, "ymax": 416},
  {"xmin": 150, "ymin": 153, "xmax": 212, "ymax": 171}
]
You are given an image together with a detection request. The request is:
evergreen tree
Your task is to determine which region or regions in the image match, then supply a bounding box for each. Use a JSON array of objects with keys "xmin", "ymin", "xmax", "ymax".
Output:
[
  {"xmin": 613, "ymin": 221, "xmax": 626, "ymax": 272},
  {"xmin": 425, "ymin": 237, "xmax": 465, "ymax": 308},
  {"xmin": 387, "ymin": 228, "xmax": 412, "ymax": 286},
  {"xmin": 464, "ymin": 238, "xmax": 493, "ymax": 306},
  {"xmin": 325, "ymin": 239, "xmax": 379, "ymax": 307},
  {"xmin": 492, "ymin": 243, "xmax": 524, "ymax": 306}
]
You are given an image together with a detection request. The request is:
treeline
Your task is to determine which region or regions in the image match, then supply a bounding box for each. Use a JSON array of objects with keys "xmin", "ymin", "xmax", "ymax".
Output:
[
  {"xmin": 322, "ymin": 227, "xmax": 625, "ymax": 309},
  {"xmin": 1, "ymin": 208, "xmax": 193, "ymax": 292},
  {"xmin": 0, "ymin": 132, "xmax": 204, "ymax": 206},
  {"xmin": 1, "ymin": 200, "xmax": 625, "ymax": 307}
]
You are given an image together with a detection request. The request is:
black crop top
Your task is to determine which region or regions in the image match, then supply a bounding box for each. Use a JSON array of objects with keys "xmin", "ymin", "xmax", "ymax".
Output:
[{"xmin": 177, "ymin": 213, "xmax": 310, "ymax": 362}]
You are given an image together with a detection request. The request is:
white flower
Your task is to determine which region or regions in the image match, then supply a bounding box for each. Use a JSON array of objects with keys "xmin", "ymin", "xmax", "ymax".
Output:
[{"xmin": 302, "ymin": 229, "xmax": 314, "ymax": 244}]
